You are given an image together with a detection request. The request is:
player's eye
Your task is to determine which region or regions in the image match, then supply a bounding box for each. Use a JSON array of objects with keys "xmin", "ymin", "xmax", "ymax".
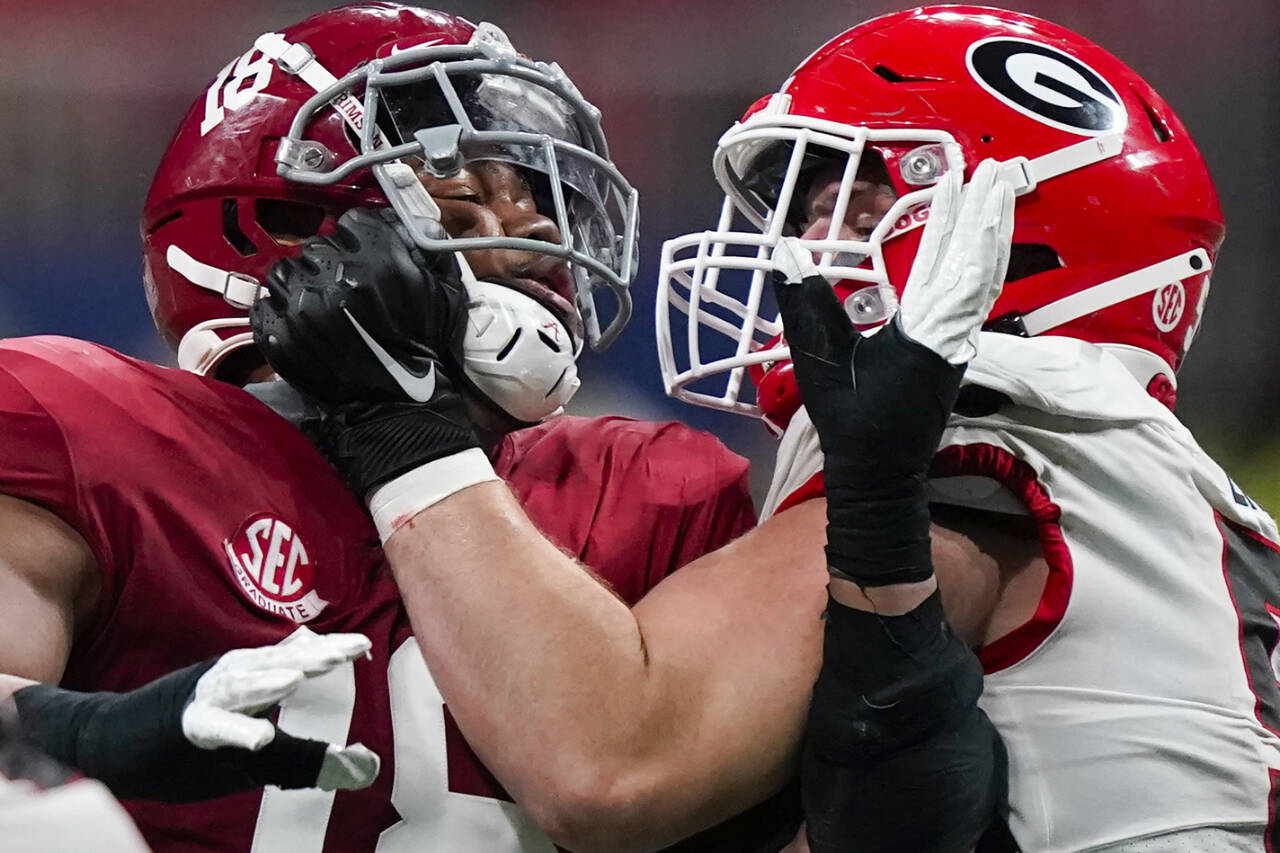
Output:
[{"xmin": 440, "ymin": 190, "xmax": 482, "ymax": 204}]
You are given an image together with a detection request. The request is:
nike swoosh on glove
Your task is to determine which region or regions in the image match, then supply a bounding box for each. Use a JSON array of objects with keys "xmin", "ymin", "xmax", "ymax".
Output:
[{"xmin": 251, "ymin": 206, "xmax": 480, "ymax": 500}]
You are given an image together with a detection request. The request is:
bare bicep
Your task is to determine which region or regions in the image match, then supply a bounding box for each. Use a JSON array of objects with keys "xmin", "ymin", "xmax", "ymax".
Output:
[
  {"xmin": 628, "ymin": 501, "xmax": 828, "ymax": 825},
  {"xmin": 0, "ymin": 494, "xmax": 98, "ymax": 685},
  {"xmin": 930, "ymin": 503, "xmax": 1048, "ymax": 647}
]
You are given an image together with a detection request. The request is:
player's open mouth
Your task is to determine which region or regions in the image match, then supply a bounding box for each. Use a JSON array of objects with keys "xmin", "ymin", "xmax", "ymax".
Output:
[{"xmin": 490, "ymin": 264, "xmax": 583, "ymax": 344}]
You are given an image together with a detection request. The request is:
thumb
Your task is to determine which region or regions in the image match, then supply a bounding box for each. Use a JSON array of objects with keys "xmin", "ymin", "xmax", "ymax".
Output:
[
  {"xmin": 771, "ymin": 238, "xmax": 855, "ymax": 366},
  {"xmin": 182, "ymin": 703, "xmax": 277, "ymax": 752}
]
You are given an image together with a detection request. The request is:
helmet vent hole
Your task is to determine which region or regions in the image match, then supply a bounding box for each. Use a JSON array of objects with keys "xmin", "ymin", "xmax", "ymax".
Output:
[
  {"xmin": 872, "ymin": 64, "xmax": 942, "ymax": 84},
  {"xmin": 147, "ymin": 210, "xmax": 183, "ymax": 235},
  {"xmin": 1005, "ymin": 243, "xmax": 1063, "ymax": 283},
  {"xmin": 221, "ymin": 199, "xmax": 258, "ymax": 257},
  {"xmin": 496, "ymin": 328, "xmax": 523, "ymax": 360},
  {"xmin": 1135, "ymin": 91, "xmax": 1173, "ymax": 143},
  {"xmin": 255, "ymin": 199, "xmax": 327, "ymax": 246}
]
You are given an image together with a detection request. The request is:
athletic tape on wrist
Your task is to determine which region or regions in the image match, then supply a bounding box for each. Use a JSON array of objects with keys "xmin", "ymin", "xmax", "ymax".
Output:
[{"xmin": 367, "ymin": 447, "xmax": 499, "ymax": 542}]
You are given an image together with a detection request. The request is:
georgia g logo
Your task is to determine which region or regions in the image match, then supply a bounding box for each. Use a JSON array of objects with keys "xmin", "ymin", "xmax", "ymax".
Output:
[
  {"xmin": 966, "ymin": 37, "xmax": 1127, "ymax": 136},
  {"xmin": 224, "ymin": 513, "xmax": 329, "ymax": 623}
]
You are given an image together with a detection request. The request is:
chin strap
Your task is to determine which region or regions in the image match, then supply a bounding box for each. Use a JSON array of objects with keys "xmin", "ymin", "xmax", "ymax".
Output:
[
  {"xmin": 997, "ymin": 133, "xmax": 1124, "ymax": 196},
  {"xmin": 1015, "ymin": 249, "xmax": 1211, "ymax": 337},
  {"xmin": 253, "ymin": 32, "xmax": 370, "ymax": 140},
  {"xmin": 167, "ymin": 245, "xmax": 266, "ymax": 309},
  {"xmin": 167, "ymin": 244, "xmax": 268, "ymax": 376}
]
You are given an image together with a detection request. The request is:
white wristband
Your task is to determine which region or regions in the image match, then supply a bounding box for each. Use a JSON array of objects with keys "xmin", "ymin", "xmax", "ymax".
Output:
[{"xmin": 367, "ymin": 447, "xmax": 500, "ymax": 543}]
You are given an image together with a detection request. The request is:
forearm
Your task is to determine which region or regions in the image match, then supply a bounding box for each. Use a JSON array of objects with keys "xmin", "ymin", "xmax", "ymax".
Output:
[
  {"xmin": 386, "ymin": 483, "xmax": 827, "ymax": 849},
  {"xmin": 386, "ymin": 481, "xmax": 652, "ymax": 781}
]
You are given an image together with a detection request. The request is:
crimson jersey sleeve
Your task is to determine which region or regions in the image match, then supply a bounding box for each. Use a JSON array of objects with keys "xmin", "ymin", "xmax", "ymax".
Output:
[
  {"xmin": 0, "ymin": 339, "xmax": 130, "ymax": 615},
  {"xmin": 495, "ymin": 415, "xmax": 756, "ymax": 604}
]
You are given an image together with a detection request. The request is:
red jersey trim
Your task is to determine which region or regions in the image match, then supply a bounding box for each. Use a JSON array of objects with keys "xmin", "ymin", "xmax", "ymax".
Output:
[
  {"xmin": 1269, "ymin": 768, "xmax": 1279, "ymax": 853},
  {"xmin": 1235, "ymin": 522, "xmax": 1280, "ymax": 556},
  {"xmin": 930, "ymin": 443, "xmax": 1075, "ymax": 674},
  {"xmin": 775, "ymin": 471, "xmax": 826, "ymax": 515},
  {"xmin": 774, "ymin": 443, "xmax": 1073, "ymax": 672}
]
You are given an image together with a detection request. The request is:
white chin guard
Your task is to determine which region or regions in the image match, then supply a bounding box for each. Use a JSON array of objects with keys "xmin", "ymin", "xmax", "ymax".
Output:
[{"xmin": 460, "ymin": 272, "xmax": 582, "ymax": 424}]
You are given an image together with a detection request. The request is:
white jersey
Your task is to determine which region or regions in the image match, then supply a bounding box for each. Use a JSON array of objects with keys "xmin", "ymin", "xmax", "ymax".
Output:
[{"xmin": 764, "ymin": 333, "xmax": 1280, "ymax": 852}]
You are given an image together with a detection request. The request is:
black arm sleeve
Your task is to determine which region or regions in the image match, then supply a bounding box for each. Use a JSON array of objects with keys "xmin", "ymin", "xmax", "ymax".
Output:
[{"xmin": 11, "ymin": 663, "xmax": 327, "ymax": 803}]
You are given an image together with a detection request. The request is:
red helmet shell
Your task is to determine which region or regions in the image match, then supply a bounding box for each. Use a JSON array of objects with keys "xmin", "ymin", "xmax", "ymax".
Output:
[
  {"xmin": 750, "ymin": 5, "xmax": 1222, "ymax": 424},
  {"xmin": 141, "ymin": 4, "xmax": 475, "ymax": 373}
]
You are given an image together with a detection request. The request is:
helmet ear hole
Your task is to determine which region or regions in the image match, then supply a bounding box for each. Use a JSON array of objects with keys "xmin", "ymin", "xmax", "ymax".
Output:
[
  {"xmin": 255, "ymin": 199, "xmax": 328, "ymax": 246},
  {"xmin": 222, "ymin": 200, "xmax": 258, "ymax": 256},
  {"xmin": 1005, "ymin": 244, "xmax": 1063, "ymax": 283},
  {"xmin": 147, "ymin": 210, "xmax": 183, "ymax": 235}
]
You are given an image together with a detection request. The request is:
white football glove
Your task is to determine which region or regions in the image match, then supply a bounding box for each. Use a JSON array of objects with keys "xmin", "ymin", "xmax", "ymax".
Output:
[
  {"xmin": 182, "ymin": 631, "xmax": 379, "ymax": 791},
  {"xmin": 896, "ymin": 159, "xmax": 1015, "ymax": 364}
]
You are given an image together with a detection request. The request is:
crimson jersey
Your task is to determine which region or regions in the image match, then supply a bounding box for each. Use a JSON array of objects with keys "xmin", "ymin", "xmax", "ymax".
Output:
[{"xmin": 0, "ymin": 336, "xmax": 755, "ymax": 852}]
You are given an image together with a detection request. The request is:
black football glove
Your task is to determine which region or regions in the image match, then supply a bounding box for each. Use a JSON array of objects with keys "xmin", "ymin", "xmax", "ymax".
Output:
[
  {"xmin": 10, "ymin": 632, "xmax": 378, "ymax": 803},
  {"xmin": 770, "ymin": 160, "xmax": 1014, "ymax": 587},
  {"xmin": 251, "ymin": 206, "xmax": 477, "ymax": 498}
]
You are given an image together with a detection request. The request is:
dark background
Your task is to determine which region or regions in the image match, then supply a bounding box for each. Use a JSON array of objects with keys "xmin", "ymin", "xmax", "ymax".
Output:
[{"xmin": 2, "ymin": 0, "xmax": 1276, "ymax": 506}]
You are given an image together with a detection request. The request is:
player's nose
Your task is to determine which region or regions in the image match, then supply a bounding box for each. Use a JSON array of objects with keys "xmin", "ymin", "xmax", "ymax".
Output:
[{"xmin": 493, "ymin": 197, "xmax": 561, "ymax": 246}]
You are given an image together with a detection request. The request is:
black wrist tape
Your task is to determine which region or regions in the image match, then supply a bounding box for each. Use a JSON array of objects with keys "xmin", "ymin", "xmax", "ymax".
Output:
[
  {"xmin": 13, "ymin": 662, "xmax": 211, "ymax": 801},
  {"xmin": 809, "ymin": 591, "xmax": 983, "ymax": 763},
  {"xmin": 823, "ymin": 456, "xmax": 934, "ymax": 586},
  {"xmin": 802, "ymin": 593, "xmax": 1004, "ymax": 852}
]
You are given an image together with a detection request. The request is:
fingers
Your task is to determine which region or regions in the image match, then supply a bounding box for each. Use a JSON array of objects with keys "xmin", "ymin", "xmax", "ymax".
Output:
[
  {"xmin": 181, "ymin": 703, "xmax": 277, "ymax": 752},
  {"xmin": 951, "ymin": 159, "xmax": 1001, "ymax": 250},
  {"xmin": 772, "ymin": 235, "xmax": 821, "ymax": 285},
  {"xmin": 315, "ymin": 743, "xmax": 381, "ymax": 791},
  {"xmin": 335, "ymin": 206, "xmax": 417, "ymax": 254},
  {"xmin": 904, "ymin": 166, "xmax": 961, "ymax": 294},
  {"xmin": 262, "ymin": 260, "xmax": 294, "ymax": 306},
  {"xmin": 273, "ymin": 631, "xmax": 373, "ymax": 677},
  {"xmin": 193, "ymin": 633, "xmax": 373, "ymax": 715},
  {"xmin": 183, "ymin": 633, "xmax": 374, "ymax": 761},
  {"xmin": 896, "ymin": 159, "xmax": 1016, "ymax": 364},
  {"xmin": 771, "ymin": 239, "xmax": 856, "ymax": 366},
  {"xmin": 985, "ymin": 177, "xmax": 1016, "ymax": 315},
  {"xmin": 950, "ymin": 160, "xmax": 1014, "ymax": 323}
]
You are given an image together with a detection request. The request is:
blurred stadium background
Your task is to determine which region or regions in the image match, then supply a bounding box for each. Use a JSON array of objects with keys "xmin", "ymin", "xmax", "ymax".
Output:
[{"xmin": 1, "ymin": 0, "xmax": 1276, "ymax": 508}]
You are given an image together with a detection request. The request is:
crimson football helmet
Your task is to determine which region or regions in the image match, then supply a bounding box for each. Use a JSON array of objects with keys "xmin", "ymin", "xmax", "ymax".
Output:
[
  {"xmin": 143, "ymin": 3, "xmax": 637, "ymax": 384},
  {"xmin": 656, "ymin": 5, "xmax": 1223, "ymax": 429}
]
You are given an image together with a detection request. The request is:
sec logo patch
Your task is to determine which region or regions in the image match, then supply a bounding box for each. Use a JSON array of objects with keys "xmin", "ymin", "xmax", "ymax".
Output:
[
  {"xmin": 223, "ymin": 513, "xmax": 328, "ymax": 622},
  {"xmin": 1153, "ymin": 280, "xmax": 1186, "ymax": 333}
]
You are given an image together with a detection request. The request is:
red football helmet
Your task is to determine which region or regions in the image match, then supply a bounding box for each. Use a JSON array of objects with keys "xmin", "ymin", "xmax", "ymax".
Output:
[
  {"xmin": 656, "ymin": 5, "xmax": 1222, "ymax": 429},
  {"xmin": 143, "ymin": 3, "xmax": 637, "ymax": 381}
]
